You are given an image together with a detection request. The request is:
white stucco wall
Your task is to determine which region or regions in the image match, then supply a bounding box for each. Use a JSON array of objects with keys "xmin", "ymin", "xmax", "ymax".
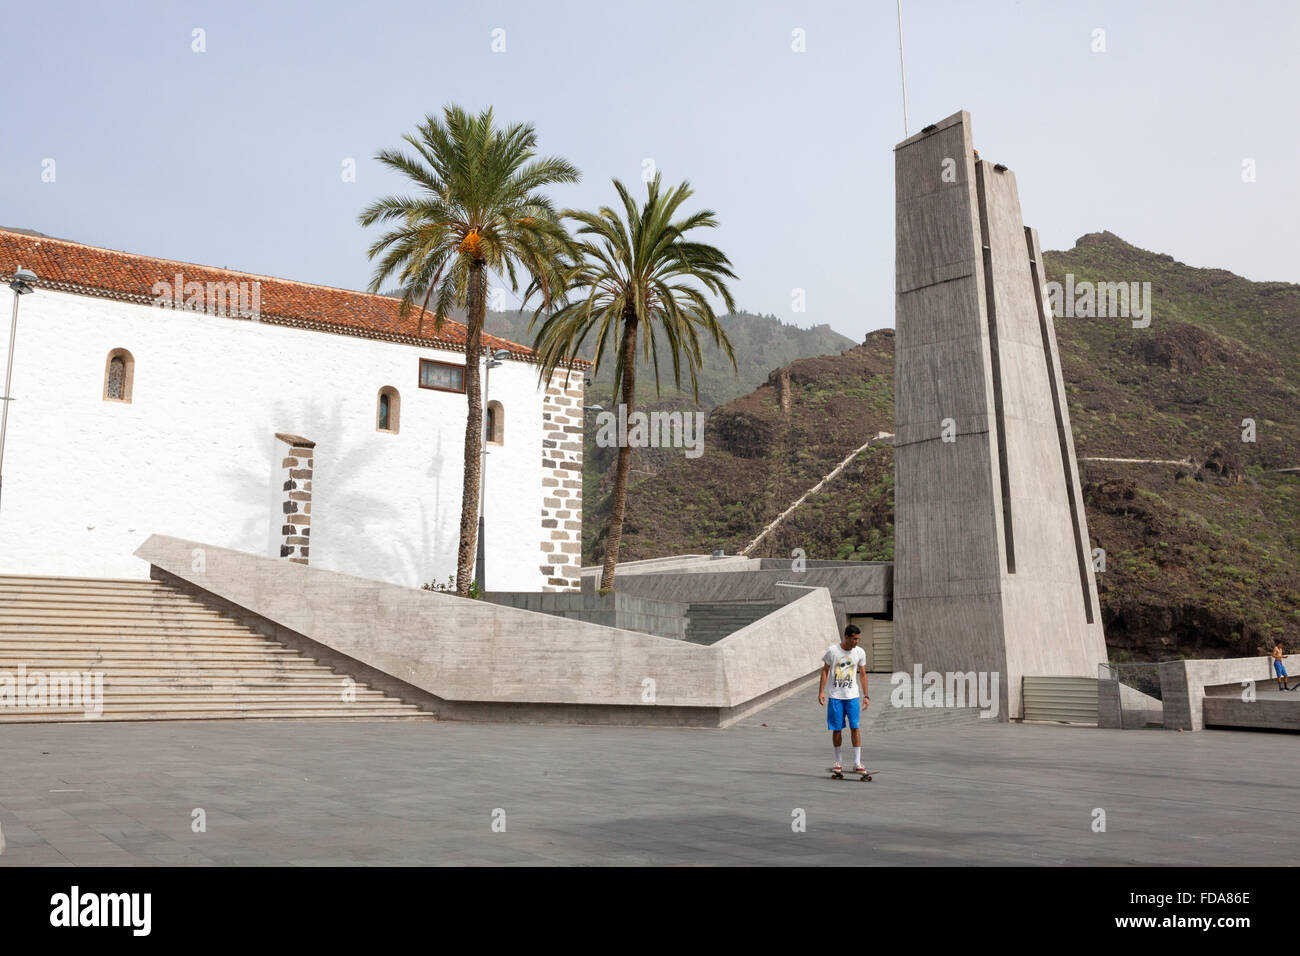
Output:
[{"xmin": 0, "ymin": 286, "xmax": 553, "ymax": 590}]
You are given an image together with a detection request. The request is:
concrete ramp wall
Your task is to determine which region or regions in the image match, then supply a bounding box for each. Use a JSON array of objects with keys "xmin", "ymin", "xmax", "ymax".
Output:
[
  {"xmin": 1160, "ymin": 655, "xmax": 1300, "ymax": 731},
  {"xmin": 135, "ymin": 535, "xmax": 839, "ymax": 726}
]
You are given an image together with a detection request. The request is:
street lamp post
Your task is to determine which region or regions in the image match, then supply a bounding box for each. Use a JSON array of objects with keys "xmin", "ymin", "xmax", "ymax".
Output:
[
  {"xmin": 473, "ymin": 348, "xmax": 511, "ymax": 594},
  {"xmin": 0, "ymin": 268, "xmax": 37, "ymax": 518}
]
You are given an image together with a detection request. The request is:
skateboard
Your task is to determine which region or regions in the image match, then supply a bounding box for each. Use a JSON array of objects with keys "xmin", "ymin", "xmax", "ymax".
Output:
[{"xmin": 828, "ymin": 767, "xmax": 879, "ymax": 782}]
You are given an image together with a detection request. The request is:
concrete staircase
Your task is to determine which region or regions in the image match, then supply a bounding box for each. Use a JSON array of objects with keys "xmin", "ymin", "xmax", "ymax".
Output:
[
  {"xmin": 0, "ymin": 575, "xmax": 433, "ymax": 723},
  {"xmin": 685, "ymin": 602, "xmax": 786, "ymax": 645}
]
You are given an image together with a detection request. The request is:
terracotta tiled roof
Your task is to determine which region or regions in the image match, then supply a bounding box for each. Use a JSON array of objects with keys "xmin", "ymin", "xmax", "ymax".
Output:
[{"xmin": 0, "ymin": 228, "xmax": 588, "ymax": 366}]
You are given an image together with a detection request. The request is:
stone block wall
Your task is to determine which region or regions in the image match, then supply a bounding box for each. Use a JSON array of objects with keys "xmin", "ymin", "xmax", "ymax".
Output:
[
  {"xmin": 275, "ymin": 432, "xmax": 314, "ymax": 565},
  {"xmin": 540, "ymin": 368, "xmax": 584, "ymax": 591}
]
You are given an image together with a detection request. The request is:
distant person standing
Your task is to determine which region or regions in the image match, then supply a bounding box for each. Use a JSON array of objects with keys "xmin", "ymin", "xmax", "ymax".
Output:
[
  {"xmin": 1272, "ymin": 640, "xmax": 1292, "ymax": 692},
  {"xmin": 818, "ymin": 624, "xmax": 869, "ymax": 775}
]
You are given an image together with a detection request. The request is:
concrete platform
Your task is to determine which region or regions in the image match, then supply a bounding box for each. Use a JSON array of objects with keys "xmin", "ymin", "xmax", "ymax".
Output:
[
  {"xmin": 0, "ymin": 715, "xmax": 1294, "ymax": 865},
  {"xmin": 1204, "ymin": 682, "xmax": 1300, "ymax": 731},
  {"xmin": 1160, "ymin": 655, "xmax": 1300, "ymax": 731}
]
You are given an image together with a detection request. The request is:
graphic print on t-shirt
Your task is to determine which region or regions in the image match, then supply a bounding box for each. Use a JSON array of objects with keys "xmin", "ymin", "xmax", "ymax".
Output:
[{"xmin": 834, "ymin": 657, "xmax": 855, "ymax": 690}]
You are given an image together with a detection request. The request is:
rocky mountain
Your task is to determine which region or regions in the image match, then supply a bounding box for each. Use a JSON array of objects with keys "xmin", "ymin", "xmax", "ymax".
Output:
[
  {"xmin": 484, "ymin": 309, "xmax": 855, "ymax": 409},
  {"xmin": 584, "ymin": 233, "xmax": 1300, "ymax": 662}
]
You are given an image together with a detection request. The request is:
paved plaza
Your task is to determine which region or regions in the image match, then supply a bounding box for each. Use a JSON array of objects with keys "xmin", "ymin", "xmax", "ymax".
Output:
[{"xmin": 0, "ymin": 694, "xmax": 1294, "ymax": 866}]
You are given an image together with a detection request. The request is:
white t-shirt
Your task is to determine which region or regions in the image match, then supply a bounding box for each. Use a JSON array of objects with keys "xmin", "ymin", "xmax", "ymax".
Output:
[{"xmin": 823, "ymin": 644, "xmax": 867, "ymax": 700}]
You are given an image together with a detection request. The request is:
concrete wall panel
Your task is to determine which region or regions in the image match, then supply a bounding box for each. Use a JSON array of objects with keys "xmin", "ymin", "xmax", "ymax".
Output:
[
  {"xmin": 894, "ymin": 112, "xmax": 1107, "ymax": 718},
  {"xmin": 135, "ymin": 535, "xmax": 840, "ymax": 724}
]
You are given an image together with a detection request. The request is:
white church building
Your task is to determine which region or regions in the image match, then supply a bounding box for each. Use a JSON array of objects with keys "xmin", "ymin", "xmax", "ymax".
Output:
[{"xmin": 0, "ymin": 228, "xmax": 586, "ymax": 591}]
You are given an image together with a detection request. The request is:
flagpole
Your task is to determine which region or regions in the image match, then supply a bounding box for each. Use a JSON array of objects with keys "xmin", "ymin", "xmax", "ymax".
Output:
[{"xmin": 897, "ymin": 0, "xmax": 909, "ymax": 137}]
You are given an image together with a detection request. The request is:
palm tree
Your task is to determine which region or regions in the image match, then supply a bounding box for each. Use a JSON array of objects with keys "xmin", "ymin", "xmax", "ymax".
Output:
[
  {"xmin": 530, "ymin": 174, "xmax": 737, "ymax": 591},
  {"xmin": 359, "ymin": 105, "xmax": 579, "ymax": 595}
]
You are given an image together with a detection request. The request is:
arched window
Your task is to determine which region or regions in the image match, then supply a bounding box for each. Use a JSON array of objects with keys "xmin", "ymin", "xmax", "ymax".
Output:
[
  {"xmin": 103, "ymin": 349, "xmax": 134, "ymax": 403},
  {"xmin": 377, "ymin": 386, "xmax": 400, "ymax": 434},
  {"xmin": 486, "ymin": 400, "xmax": 504, "ymax": 445}
]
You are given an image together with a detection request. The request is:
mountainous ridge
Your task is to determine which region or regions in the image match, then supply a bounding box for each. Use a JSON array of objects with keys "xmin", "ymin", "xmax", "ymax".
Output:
[
  {"xmin": 583, "ymin": 232, "xmax": 1300, "ymax": 660},
  {"xmin": 484, "ymin": 308, "xmax": 857, "ymax": 409}
]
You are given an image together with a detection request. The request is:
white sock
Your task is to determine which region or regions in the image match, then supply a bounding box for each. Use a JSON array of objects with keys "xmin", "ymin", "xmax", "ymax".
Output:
[
  {"xmin": 854, "ymin": 747, "xmax": 862, "ymax": 766},
  {"xmin": 833, "ymin": 746, "xmax": 842, "ymax": 765}
]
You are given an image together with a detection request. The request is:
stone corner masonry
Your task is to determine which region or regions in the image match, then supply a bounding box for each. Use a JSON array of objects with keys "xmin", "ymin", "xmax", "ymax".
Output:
[
  {"xmin": 274, "ymin": 432, "xmax": 314, "ymax": 565},
  {"xmin": 540, "ymin": 369, "xmax": 583, "ymax": 592}
]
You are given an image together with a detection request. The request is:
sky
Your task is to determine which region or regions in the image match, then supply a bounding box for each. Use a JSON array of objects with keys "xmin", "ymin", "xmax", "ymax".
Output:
[{"xmin": 4, "ymin": 0, "xmax": 1297, "ymax": 342}]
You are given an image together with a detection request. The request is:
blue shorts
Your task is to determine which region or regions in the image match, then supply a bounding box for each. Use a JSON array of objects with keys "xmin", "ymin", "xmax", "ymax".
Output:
[
  {"xmin": 827, "ymin": 697, "xmax": 860, "ymax": 731},
  {"xmin": 1275, "ymin": 660, "xmax": 1288, "ymax": 678}
]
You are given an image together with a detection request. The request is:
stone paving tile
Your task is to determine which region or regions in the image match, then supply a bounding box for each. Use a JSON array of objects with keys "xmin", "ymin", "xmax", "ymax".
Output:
[
  {"xmin": 3, "ymin": 847, "xmax": 74, "ymax": 866},
  {"xmin": 0, "ymin": 715, "xmax": 1296, "ymax": 865}
]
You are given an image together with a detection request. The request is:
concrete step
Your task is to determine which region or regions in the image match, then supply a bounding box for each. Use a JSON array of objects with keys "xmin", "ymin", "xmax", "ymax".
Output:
[
  {"xmin": 91, "ymin": 691, "xmax": 393, "ymax": 703},
  {"xmin": 92, "ymin": 672, "xmax": 358, "ymax": 684},
  {"xmin": 90, "ymin": 681, "xmax": 377, "ymax": 697},
  {"xmin": 0, "ymin": 614, "xmax": 235, "ymax": 629},
  {"xmin": 1, "ymin": 636, "xmax": 300, "ymax": 652},
  {"xmin": 0, "ymin": 623, "xmax": 262, "ymax": 637},
  {"xmin": 0, "ymin": 574, "xmax": 164, "ymax": 589},
  {"xmin": 0, "ymin": 647, "xmax": 323, "ymax": 660},
  {"xmin": 0, "ymin": 605, "xmax": 230, "ymax": 620},
  {"xmin": 0, "ymin": 587, "xmax": 204, "ymax": 605},
  {"xmin": 0, "ymin": 582, "xmax": 189, "ymax": 598},
  {"xmin": 0, "ymin": 656, "xmax": 328, "ymax": 672},
  {"xmin": 41, "ymin": 689, "xmax": 400, "ymax": 703},
  {"xmin": 0, "ymin": 695, "xmax": 424, "ymax": 712},
  {"xmin": 0, "ymin": 590, "xmax": 219, "ymax": 604},
  {"xmin": 0, "ymin": 657, "xmax": 330, "ymax": 670},
  {"xmin": 0, "ymin": 708, "xmax": 432, "ymax": 722},
  {"xmin": 2, "ymin": 698, "xmax": 424, "ymax": 713},
  {"xmin": 0, "ymin": 575, "xmax": 428, "ymax": 725},
  {"xmin": 0, "ymin": 602, "xmax": 231, "ymax": 619},
  {"xmin": 0, "ymin": 647, "xmax": 312, "ymax": 660},
  {"xmin": 1, "ymin": 630, "xmax": 286, "ymax": 644},
  {"xmin": 0, "ymin": 648, "xmax": 312, "ymax": 664},
  {"xmin": 1, "ymin": 669, "xmax": 345, "ymax": 684}
]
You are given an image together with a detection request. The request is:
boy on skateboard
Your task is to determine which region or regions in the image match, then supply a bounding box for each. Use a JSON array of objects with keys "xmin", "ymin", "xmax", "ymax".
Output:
[
  {"xmin": 1272, "ymin": 640, "xmax": 1292, "ymax": 692},
  {"xmin": 818, "ymin": 624, "xmax": 869, "ymax": 776}
]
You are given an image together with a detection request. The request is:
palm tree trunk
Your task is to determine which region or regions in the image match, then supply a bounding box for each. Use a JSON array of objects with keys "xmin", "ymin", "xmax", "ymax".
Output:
[
  {"xmin": 456, "ymin": 262, "xmax": 486, "ymax": 596},
  {"xmin": 600, "ymin": 309, "xmax": 639, "ymax": 591}
]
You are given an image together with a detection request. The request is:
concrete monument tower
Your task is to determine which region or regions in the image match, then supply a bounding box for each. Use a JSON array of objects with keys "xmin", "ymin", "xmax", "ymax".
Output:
[{"xmin": 892, "ymin": 111, "xmax": 1107, "ymax": 718}]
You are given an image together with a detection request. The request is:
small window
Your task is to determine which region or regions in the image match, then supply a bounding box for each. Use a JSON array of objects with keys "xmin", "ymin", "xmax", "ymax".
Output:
[
  {"xmin": 486, "ymin": 400, "xmax": 504, "ymax": 444},
  {"xmin": 103, "ymin": 348, "xmax": 135, "ymax": 403},
  {"xmin": 377, "ymin": 386, "xmax": 400, "ymax": 434},
  {"xmin": 419, "ymin": 359, "xmax": 465, "ymax": 393}
]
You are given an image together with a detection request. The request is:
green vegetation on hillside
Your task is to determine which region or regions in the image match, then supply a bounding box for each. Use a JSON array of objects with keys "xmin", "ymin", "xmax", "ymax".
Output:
[
  {"xmin": 585, "ymin": 233, "xmax": 1300, "ymax": 660},
  {"xmin": 486, "ymin": 309, "xmax": 855, "ymax": 408}
]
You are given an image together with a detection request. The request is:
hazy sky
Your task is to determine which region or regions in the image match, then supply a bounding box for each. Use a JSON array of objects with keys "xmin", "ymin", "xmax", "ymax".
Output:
[{"xmin": 6, "ymin": 0, "xmax": 1297, "ymax": 341}]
